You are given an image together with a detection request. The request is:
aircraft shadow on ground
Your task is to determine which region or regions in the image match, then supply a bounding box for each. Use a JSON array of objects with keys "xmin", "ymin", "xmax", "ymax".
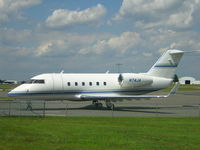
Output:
[
  {"xmin": 29, "ymin": 104, "xmax": 176, "ymax": 114},
  {"xmin": 80, "ymin": 105, "xmax": 175, "ymax": 114}
]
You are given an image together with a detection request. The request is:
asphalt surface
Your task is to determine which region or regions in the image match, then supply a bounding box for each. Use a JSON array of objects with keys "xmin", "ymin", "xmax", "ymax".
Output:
[{"xmin": 0, "ymin": 91, "xmax": 200, "ymax": 117}]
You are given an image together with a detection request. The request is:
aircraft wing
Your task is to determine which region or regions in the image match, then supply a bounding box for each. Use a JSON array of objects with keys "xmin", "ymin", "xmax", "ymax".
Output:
[{"xmin": 79, "ymin": 82, "xmax": 180, "ymax": 100}]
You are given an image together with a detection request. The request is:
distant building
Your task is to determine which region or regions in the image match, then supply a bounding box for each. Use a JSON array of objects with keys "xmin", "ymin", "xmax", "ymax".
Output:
[
  {"xmin": 3, "ymin": 80, "xmax": 18, "ymax": 84},
  {"xmin": 179, "ymin": 77, "xmax": 200, "ymax": 85}
]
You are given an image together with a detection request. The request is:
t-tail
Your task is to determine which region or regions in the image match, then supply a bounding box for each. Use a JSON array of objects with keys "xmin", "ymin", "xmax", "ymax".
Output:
[{"xmin": 147, "ymin": 50, "xmax": 184, "ymax": 79}]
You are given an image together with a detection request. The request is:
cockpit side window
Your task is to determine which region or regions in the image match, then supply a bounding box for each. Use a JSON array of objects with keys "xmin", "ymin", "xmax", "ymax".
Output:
[
  {"xmin": 26, "ymin": 79, "xmax": 45, "ymax": 84},
  {"xmin": 34, "ymin": 80, "xmax": 45, "ymax": 83}
]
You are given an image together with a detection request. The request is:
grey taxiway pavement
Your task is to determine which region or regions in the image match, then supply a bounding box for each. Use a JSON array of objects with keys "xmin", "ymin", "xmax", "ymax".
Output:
[{"xmin": 0, "ymin": 91, "xmax": 200, "ymax": 117}]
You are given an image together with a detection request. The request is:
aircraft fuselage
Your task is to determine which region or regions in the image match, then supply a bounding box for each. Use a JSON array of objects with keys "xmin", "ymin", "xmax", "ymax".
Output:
[{"xmin": 8, "ymin": 73, "xmax": 172, "ymax": 100}]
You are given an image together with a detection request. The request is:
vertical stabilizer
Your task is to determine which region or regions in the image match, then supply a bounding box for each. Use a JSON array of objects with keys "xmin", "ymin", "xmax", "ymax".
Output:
[{"xmin": 147, "ymin": 50, "xmax": 184, "ymax": 79}]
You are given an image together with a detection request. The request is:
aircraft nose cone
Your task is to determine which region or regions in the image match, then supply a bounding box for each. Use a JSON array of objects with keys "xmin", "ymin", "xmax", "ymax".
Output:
[
  {"xmin": 7, "ymin": 84, "xmax": 32, "ymax": 98},
  {"xmin": 7, "ymin": 90, "xmax": 15, "ymax": 97}
]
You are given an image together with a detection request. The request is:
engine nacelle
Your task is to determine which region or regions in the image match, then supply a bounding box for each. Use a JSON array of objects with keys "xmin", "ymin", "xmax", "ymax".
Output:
[{"xmin": 118, "ymin": 73, "xmax": 153, "ymax": 88}]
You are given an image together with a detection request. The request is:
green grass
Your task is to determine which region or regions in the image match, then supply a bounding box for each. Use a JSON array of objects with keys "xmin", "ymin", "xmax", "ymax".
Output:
[
  {"xmin": 0, "ymin": 84, "xmax": 19, "ymax": 92},
  {"xmin": 0, "ymin": 84, "xmax": 19, "ymax": 100},
  {"xmin": 0, "ymin": 117, "xmax": 199, "ymax": 150},
  {"xmin": 178, "ymin": 84, "xmax": 200, "ymax": 91},
  {"xmin": 0, "ymin": 97, "xmax": 12, "ymax": 100},
  {"xmin": 159, "ymin": 84, "xmax": 200, "ymax": 92}
]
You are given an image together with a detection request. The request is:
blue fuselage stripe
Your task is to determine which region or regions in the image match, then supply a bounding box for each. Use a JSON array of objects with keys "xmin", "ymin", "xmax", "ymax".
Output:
[
  {"xmin": 8, "ymin": 89, "xmax": 157, "ymax": 96},
  {"xmin": 154, "ymin": 65, "xmax": 177, "ymax": 68}
]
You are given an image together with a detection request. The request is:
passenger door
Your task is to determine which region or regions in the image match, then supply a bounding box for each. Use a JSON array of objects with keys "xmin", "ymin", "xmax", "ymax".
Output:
[{"xmin": 52, "ymin": 74, "xmax": 64, "ymax": 91}]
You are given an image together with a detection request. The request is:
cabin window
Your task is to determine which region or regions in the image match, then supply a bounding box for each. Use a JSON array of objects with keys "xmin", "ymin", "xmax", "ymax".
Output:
[
  {"xmin": 96, "ymin": 82, "xmax": 99, "ymax": 86},
  {"xmin": 82, "ymin": 82, "xmax": 85, "ymax": 86},
  {"xmin": 89, "ymin": 82, "xmax": 92, "ymax": 86},
  {"xmin": 67, "ymin": 82, "xmax": 71, "ymax": 86},
  {"xmin": 75, "ymin": 82, "xmax": 78, "ymax": 86},
  {"xmin": 103, "ymin": 82, "xmax": 107, "ymax": 86}
]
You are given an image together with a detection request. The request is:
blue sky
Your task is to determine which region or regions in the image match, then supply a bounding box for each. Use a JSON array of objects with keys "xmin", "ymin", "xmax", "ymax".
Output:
[{"xmin": 0, "ymin": 0, "xmax": 200, "ymax": 81}]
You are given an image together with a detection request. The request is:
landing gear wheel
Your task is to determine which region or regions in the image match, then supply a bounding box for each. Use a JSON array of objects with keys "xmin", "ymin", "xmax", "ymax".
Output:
[
  {"xmin": 26, "ymin": 104, "xmax": 32, "ymax": 111},
  {"xmin": 92, "ymin": 100, "xmax": 103, "ymax": 108},
  {"xmin": 111, "ymin": 104, "xmax": 115, "ymax": 110},
  {"xmin": 26, "ymin": 101, "xmax": 32, "ymax": 111},
  {"xmin": 106, "ymin": 101, "xmax": 115, "ymax": 110},
  {"xmin": 95, "ymin": 102, "xmax": 103, "ymax": 108}
]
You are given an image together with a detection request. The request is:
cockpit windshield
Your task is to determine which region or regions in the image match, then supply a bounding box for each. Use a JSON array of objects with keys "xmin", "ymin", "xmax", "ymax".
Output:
[{"xmin": 26, "ymin": 79, "xmax": 45, "ymax": 84}]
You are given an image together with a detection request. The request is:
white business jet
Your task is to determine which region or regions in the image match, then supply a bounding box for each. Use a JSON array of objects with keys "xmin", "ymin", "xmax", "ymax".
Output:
[{"xmin": 8, "ymin": 49, "xmax": 184, "ymax": 109}]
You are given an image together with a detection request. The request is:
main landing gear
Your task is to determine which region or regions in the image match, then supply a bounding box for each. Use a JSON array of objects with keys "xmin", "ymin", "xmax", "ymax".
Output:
[
  {"xmin": 92, "ymin": 100, "xmax": 115, "ymax": 110},
  {"xmin": 92, "ymin": 100, "xmax": 103, "ymax": 108},
  {"xmin": 106, "ymin": 101, "xmax": 115, "ymax": 110}
]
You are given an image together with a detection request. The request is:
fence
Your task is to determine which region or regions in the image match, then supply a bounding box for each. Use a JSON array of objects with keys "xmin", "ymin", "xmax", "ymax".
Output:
[{"xmin": 0, "ymin": 96, "xmax": 200, "ymax": 117}]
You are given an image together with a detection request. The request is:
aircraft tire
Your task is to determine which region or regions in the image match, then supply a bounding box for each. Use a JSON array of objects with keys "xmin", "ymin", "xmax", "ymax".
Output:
[{"xmin": 26, "ymin": 105, "xmax": 32, "ymax": 111}]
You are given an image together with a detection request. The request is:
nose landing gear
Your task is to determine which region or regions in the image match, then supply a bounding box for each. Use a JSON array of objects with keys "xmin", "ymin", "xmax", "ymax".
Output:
[{"xmin": 26, "ymin": 101, "xmax": 32, "ymax": 110}]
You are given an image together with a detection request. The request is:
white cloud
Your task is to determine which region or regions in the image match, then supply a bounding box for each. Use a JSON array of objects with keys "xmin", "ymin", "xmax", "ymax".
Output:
[
  {"xmin": 32, "ymin": 32, "xmax": 112, "ymax": 56},
  {"xmin": 79, "ymin": 32, "xmax": 141, "ymax": 54},
  {"xmin": 36, "ymin": 42, "xmax": 53, "ymax": 56},
  {"xmin": 0, "ymin": 0, "xmax": 42, "ymax": 24},
  {"xmin": 143, "ymin": 52, "xmax": 152, "ymax": 57},
  {"xmin": 46, "ymin": 4, "xmax": 106, "ymax": 28},
  {"xmin": 166, "ymin": 5, "xmax": 194, "ymax": 28},
  {"xmin": 108, "ymin": 32, "xmax": 141, "ymax": 53},
  {"xmin": 140, "ymin": 29, "xmax": 200, "ymax": 54},
  {"xmin": 114, "ymin": 0, "xmax": 200, "ymax": 29},
  {"xmin": 115, "ymin": 0, "xmax": 183, "ymax": 19},
  {"xmin": 0, "ymin": 28, "xmax": 32, "ymax": 44},
  {"xmin": 2, "ymin": 27, "xmax": 200, "ymax": 59}
]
